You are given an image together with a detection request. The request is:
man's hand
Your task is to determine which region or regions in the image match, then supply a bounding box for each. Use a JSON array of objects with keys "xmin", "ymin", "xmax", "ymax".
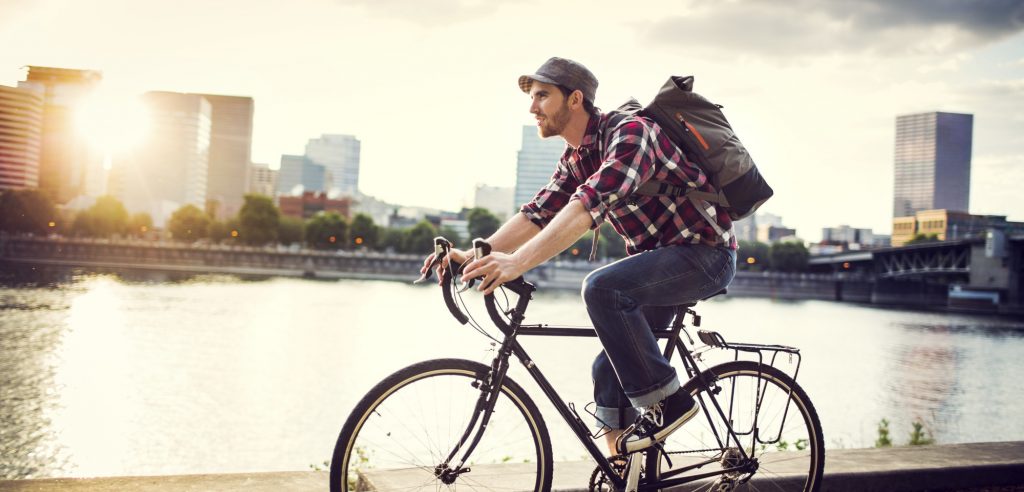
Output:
[
  {"xmin": 419, "ymin": 247, "xmax": 471, "ymax": 285},
  {"xmin": 461, "ymin": 251, "xmax": 527, "ymax": 295}
]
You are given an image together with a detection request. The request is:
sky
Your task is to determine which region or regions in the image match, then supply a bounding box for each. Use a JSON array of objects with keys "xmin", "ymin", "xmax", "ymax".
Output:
[{"xmin": 1, "ymin": 0, "xmax": 1022, "ymax": 241}]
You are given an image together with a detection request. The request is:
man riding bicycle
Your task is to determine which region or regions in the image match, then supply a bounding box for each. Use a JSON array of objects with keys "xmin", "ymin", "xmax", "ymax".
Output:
[{"xmin": 421, "ymin": 56, "xmax": 737, "ymax": 458}]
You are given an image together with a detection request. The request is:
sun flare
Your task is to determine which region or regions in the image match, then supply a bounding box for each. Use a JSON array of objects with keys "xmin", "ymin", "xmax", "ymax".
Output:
[{"xmin": 74, "ymin": 90, "xmax": 151, "ymax": 154}]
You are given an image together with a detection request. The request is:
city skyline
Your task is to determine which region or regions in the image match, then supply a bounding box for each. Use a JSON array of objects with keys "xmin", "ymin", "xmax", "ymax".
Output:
[{"xmin": 1, "ymin": 0, "xmax": 1022, "ymax": 241}]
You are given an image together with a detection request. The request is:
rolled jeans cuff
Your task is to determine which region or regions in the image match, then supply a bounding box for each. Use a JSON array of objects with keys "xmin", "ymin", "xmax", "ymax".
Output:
[
  {"xmin": 594, "ymin": 405, "xmax": 641, "ymax": 430},
  {"xmin": 627, "ymin": 373, "xmax": 680, "ymax": 408}
]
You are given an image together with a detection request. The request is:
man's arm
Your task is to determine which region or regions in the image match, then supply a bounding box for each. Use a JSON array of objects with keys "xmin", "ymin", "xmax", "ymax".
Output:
[
  {"xmin": 485, "ymin": 212, "xmax": 542, "ymax": 253},
  {"xmin": 463, "ymin": 200, "xmax": 592, "ymax": 294}
]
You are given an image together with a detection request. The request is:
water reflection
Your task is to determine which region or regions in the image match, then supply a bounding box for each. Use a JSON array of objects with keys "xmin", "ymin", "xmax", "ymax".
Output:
[{"xmin": 0, "ymin": 272, "xmax": 1022, "ymax": 479}]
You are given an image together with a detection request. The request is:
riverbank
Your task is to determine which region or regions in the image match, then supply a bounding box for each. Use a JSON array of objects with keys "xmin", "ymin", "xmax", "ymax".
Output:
[{"xmin": 2, "ymin": 442, "xmax": 1022, "ymax": 491}]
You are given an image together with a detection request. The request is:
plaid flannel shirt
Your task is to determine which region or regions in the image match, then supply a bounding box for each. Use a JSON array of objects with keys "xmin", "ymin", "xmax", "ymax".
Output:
[{"xmin": 520, "ymin": 112, "xmax": 737, "ymax": 256}]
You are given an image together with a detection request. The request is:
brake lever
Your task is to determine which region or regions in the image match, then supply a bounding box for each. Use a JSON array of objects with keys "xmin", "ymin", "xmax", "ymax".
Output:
[
  {"xmin": 412, "ymin": 237, "xmax": 453, "ymax": 285},
  {"xmin": 454, "ymin": 237, "xmax": 492, "ymax": 292}
]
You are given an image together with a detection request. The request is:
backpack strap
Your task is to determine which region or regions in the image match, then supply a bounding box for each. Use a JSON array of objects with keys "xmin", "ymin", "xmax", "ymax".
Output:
[
  {"xmin": 635, "ymin": 181, "xmax": 729, "ymax": 208},
  {"xmin": 635, "ymin": 182, "xmax": 727, "ymax": 238}
]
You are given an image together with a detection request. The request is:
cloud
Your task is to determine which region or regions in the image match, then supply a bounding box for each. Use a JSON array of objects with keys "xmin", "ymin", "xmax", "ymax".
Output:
[
  {"xmin": 976, "ymin": 78, "xmax": 1024, "ymax": 97},
  {"xmin": 336, "ymin": 0, "xmax": 518, "ymax": 26},
  {"xmin": 0, "ymin": 0, "xmax": 40, "ymax": 26},
  {"xmin": 643, "ymin": 0, "xmax": 1024, "ymax": 58}
]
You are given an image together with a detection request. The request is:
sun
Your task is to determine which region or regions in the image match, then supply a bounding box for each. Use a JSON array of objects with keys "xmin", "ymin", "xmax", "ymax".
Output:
[{"xmin": 75, "ymin": 90, "xmax": 151, "ymax": 156}]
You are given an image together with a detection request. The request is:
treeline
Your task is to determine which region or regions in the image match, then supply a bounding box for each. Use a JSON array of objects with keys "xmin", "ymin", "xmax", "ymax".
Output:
[
  {"xmin": 1, "ymin": 188, "xmax": 810, "ymax": 268},
  {"xmin": 0, "ymin": 189, "xmax": 508, "ymax": 255}
]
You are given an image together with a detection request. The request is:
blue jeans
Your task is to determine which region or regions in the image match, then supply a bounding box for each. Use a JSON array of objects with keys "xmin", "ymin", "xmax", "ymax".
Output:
[{"xmin": 582, "ymin": 243, "xmax": 736, "ymax": 429}]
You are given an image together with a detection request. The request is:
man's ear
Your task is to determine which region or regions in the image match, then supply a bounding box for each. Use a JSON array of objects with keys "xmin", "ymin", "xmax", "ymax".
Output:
[{"xmin": 570, "ymin": 90, "xmax": 584, "ymax": 109}]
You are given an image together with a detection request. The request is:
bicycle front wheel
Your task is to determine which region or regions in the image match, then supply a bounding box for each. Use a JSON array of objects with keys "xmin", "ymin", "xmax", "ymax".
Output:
[
  {"xmin": 330, "ymin": 358, "xmax": 553, "ymax": 492},
  {"xmin": 649, "ymin": 360, "xmax": 825, "ymax": 492}
]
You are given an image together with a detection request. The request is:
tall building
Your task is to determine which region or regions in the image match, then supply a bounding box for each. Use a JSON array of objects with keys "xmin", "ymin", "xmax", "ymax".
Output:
[
  {"xmin": 276, "ymin": 154, "xmax": 329, "ymax": 195},
  {"xmin": 822, "ymin": 225, "xmax": 874, "ymax": 249},
  {"xmin": 249, "ymin": 162, "xmax": 277, "ymax": 197},
  {"xmin": 0, "ymin": 85, "xmax": 44, "ymax": 190},
  {"xmin": 474, "ymin": 184, "xmax": 514, "ymax": 220},
  {"xmin": 893, "ymin": 112, "xmax": 973, "ymax": 218},
  {"xmin": 514, "ymin": 125, "xmax": 565, "ymax": 209},
  {"xmin": 18, "ymin": 66, "xmax": 103, "ymax": 204},
  {"xmin": 199, "ymin": 94, "xmax": 254, "ymax": 219},
  {"xmin": 305, "ymin": 134, "xmax": 360, "ymax": 196},
  {"xmin": 114, "ymin": 92, "xmax": 211, "ymax": 226}
]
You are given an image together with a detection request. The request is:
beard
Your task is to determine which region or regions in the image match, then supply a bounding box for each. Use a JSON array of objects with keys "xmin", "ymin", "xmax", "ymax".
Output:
[{"xmin": 537, "ymin": 102, "xmax": 571, "ymax": 138}]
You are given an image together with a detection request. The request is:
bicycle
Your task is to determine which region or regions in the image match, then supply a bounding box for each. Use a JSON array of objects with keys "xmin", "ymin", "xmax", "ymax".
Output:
[{"xmin": 330, "ymin": 238, "xmax": 825, "ymax": 491}]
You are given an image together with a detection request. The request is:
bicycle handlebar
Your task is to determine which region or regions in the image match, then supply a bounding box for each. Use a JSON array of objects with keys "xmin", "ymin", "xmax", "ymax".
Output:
[{"xmin": 424, "ymin": 236, "xmax": 533, "ymax": 334}]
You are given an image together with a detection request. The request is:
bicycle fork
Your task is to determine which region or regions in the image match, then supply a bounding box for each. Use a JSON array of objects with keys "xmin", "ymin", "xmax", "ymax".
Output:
[{"xmin": 436, "ymin": 341, "xmax": 516, "ymax": 483}]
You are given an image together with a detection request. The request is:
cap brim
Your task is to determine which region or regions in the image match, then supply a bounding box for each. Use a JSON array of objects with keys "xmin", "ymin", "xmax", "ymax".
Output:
[{"xmin": 518, "ymin": 73, "xmax": 558, "ymax": 94}]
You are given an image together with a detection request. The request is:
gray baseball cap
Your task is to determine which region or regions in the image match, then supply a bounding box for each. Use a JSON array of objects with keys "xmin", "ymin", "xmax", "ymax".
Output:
[{"xmin": 518, "ymin": 57, "xmax": 598, "ymax": 104}]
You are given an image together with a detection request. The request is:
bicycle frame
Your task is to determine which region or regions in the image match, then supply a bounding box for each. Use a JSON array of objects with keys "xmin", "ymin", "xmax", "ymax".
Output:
[
  {"xmin": 430, "ymin": 238, "xmax": 804, "ymax": 490},
  {"xmin": 444, "ymin": 282, "xmax": 796, "ymax": 491}
]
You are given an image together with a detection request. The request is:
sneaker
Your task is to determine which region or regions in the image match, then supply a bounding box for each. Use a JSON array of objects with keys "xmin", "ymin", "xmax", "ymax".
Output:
[{"xmin": 616, "ymin": 389, "xmax": 698, "ymax": 454}]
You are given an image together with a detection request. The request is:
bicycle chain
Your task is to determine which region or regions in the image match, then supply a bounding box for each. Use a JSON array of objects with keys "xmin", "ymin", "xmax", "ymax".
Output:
[{"xmin": 663, "ymin": 447, "xmax": 725, "ymax": 456}]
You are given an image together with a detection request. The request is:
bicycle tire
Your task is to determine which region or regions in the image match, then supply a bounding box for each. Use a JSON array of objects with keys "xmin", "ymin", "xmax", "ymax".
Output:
[
  {"xmin": 645, "ymin": 360, "xmax": 825, "ymax": 492},
  {"xmin": 329, "ymin": 358, "xmax": 554, "ymax": 492}
]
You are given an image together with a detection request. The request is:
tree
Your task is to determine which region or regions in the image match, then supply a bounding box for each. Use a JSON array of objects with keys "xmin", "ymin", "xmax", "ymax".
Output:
[
  {"xmin": 237, "ymin": 194, "xmax": 280, "ymax": 245},
  {"xmin": 0, "ymin": 189, "xmax": 58, "ymax": 235},
  {"xmin": 770, "ymin": 241, "xmax": 809, "ymax": 272},
  {"xmin": 209, "ymin": 218, "xmax": 241, "ymax": 243},
  {"xmin": 278, "ymin": 216, "xmax": 305, "ymax": 246},
  {"xmin": 349, "ymin": 213, "xmax": 379, "ymax": 250},
  {"xmin": 467, "ymin": 207, "xmax": 500, "ymax": 241},
  {"xmin": 906, "ymin": 233, "xmax": 940, "ymax": 245},
  {"xmin": 168, "ymin": 204, "xmax": 211, "ymax": 241},
  {"xmin": 598, "ymin": 223, "xmax": 627, "ymax": 259},
  {"xmin": 439, "ymin": 226, "xmax": 464, "ymax": 247},
  {"xmin": 559, "ymin": 230, "xmax": 594, "ymax": 261},
  {"xmin": 71, "ymin": 195, "xmax": 129, "ymax": 237},
  {"xmin": 404, "ymin": 220, "xmax": 438, "ymax": 254},
  {"xmin": 738, "ymin": 240, "xmax": 771, "ymax": 271},
  {"xmin": 379, "ymin": 228, "xmax": 406, "ymax": 253},
  {"xmin": 305, "ymin": 211, "xmax": 348, "ymax": 250},
  {"xmin": 127, "ymin": 213, "xmax": 153, "ymax": 238}
]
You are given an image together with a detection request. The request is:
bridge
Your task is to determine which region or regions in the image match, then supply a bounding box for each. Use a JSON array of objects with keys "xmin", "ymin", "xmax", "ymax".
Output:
[
  {"xmin": 2, "ymin": 234, "xmax": 1022, "ymax": 315},
  {"xmin": 809, "ymin": 235, "xmax": 1023, "ymax": 313}
]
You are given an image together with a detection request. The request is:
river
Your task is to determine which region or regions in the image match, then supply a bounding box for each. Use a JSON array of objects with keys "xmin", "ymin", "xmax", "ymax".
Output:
[{"xmin": 1, "ymin": 271, "xmax": 1023, "ymax": 479}]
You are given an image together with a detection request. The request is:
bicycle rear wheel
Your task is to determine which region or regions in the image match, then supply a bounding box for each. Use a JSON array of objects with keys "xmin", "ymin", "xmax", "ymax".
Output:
[
  {"xmin": 330, "ymin": 358, "xmax": 553, "ymax": 492},
  {"xmin": 647, "ymin": 360, "xmax": 825, "ymax": 492}
]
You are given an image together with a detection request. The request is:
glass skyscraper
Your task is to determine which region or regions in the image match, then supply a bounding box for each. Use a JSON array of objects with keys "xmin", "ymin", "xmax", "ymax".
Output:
[
  {"xmin": 893, "ymin": 112, "xmax": 973, "ymax": 218},
  {"xmin": 305, "ymin": 134, "xmax": 360, "ymax": 196},
  {"xmin": 514, "ymin": 125, "xmax": 565, "ymax": 210}
]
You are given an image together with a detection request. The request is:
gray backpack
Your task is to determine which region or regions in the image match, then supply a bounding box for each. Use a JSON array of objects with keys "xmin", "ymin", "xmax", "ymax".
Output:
[{"xmin": 604, "ymin": 76, "xmax": 773, "ymax": 222}]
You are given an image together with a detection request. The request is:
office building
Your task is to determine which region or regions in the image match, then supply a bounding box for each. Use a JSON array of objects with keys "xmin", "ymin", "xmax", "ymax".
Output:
[
  {"xmin": 893, "ymin": 112, "xmax": 973, "ymax": 218},
  {"xmin": 18, "ymin": 66, "xmax": 103, "ymax": 204},
  {"xmin": 278, "ymin": 191, "xmax": 351, "ymax": 219},
  {"xmin": 200, "ymin": 94, "xmax": 254, "ymax": 219},
  {"xmin": 514, "ymin": 125, "xmax": 565, "ymax": 209},
  {"xmin": 892, "ymin": 209, "xmax": 1024, "ymax": 247},
  {"xmin": 0, "ymin": 85, "xmax": 44, "ymax": 190},
  {"xmin": 305, "ymin": 134, "xmax": 360, "ymax": 196},
  {"xmin": 114, "ymin": 92, "xmax": 210, "ymax": 226},
  {"xmin": 276, "ymin": 154, "xmax": 330, "ymax": 195},
  {"xmin": 822, "ymin": 225, "xmax": 874, "ymax": 249},
  {"xmin": 249, "ymin": 162, "xmax": 277, "ymax": 197}
]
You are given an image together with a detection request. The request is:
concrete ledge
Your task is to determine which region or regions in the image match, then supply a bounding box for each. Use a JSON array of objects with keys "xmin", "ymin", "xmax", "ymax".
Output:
[
  {"xmin": 0, "ymin": 471, "xmax": 328, "ymax": 491},
  {"xmin": 1, "ymin": 442, "xmax": 1022, "ymax": 491},
  {"xmin": 819, "ymin": 441, "xmax": 1024, "ymax": 492}
]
